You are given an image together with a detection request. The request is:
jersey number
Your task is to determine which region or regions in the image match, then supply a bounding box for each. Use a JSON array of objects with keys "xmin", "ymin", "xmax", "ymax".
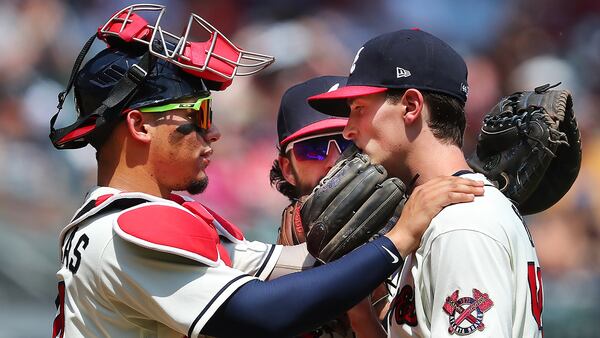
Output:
[
  {"xmin": 391, "ymin": 285, "xmax": 418, "ymax": 326},
  {"xmin": 527, "ymin": 262, "xmax": 543, "ymax": 332},
  {"xmin": 52, "ymin": 281, "xmax": 65, "ymax": 338},
  {"xmin": 63, "ymin": 231, "xmax": 89, "ymax": 274}
]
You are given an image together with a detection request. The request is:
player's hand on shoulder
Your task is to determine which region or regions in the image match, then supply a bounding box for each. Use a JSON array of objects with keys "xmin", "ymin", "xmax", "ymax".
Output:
[{"xmin": 386, "ymin": 176, "xmax": 484, "ymax": 257}]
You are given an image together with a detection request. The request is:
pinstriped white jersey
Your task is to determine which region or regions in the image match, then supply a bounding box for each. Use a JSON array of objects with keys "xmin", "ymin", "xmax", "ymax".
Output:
[{"xmin": 387, "ymin": 173, "xmax": 543, "ymax": 338}]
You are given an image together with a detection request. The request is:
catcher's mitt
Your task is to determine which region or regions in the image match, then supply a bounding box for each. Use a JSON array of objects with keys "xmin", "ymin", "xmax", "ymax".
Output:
[
  {"xmin": 299, "ymin": 145, "xmax": 407, "ymax": 263},
  {"xmin": 468, "ymin": 83, "xmax": 581, "ymax": 215}
]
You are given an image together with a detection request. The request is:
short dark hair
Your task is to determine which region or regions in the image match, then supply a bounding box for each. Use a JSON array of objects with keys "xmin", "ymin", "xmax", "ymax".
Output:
[
  {"xmin": 386, "ymin": 89, "xmax": 466, "ymax": 147},
  {"xmin": 269, "ymin": 147, "xmax": 300, "ymax": 201}
]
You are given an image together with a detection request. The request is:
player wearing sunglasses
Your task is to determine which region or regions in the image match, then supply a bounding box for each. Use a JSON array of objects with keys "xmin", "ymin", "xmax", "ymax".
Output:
[
  {"xmin": 50, "ymin": 5, "xmax": 484, "ymax": 338},
  {"xmin": 281, "ymin": 131, "xmax": 352, "ymax": 197},
  {"xmin": 270, "ymin": 76, "xmax": 391, "ymax": 338},
  {"xmin": 139, "ymin": 96, "xmax": 213, "ymax": 130},
  {"xmin": 272, "ymin": 77, "xmax": 351, "ymax": 201}
]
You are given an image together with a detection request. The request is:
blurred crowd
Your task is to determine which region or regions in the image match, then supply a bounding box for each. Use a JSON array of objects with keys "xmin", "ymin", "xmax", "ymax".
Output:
[{"xmin": 0, "ymin": 0, "xmax": 599, "ymax": 336}]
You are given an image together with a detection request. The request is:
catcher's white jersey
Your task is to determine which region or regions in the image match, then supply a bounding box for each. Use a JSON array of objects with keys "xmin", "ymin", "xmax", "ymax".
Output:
[
  {"xmin": 52, "ymin": 187, "xmax": 282, "ymax": 338},
  {"xmin": 387, "ymin": 173, "xmax": 543, "ymax": 338}
]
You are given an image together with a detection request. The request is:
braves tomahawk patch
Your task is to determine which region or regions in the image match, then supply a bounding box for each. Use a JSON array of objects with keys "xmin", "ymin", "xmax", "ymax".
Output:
[{"xmin": 443, "ymin": 288, "xmax": 494, "ymax": 335}]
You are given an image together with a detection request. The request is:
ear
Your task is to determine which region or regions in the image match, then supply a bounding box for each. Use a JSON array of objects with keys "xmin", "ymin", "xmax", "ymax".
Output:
[
  {"xmin": 124, "ymin": 110, "xmax": 152, "ymax": 144},
  {"xmin": 278, "ymin": 154, "xmax": 297, "ymax": 187},
  {"xmin": 401, "ymin": 89, "xmax": 425, "ymax": 126}
]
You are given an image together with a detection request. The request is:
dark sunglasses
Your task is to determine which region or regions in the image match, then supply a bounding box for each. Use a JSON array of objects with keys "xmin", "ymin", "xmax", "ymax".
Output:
[
  {"xmin": 139, "ymin": 96, "xmax": 212, "ymax": 130},
  {"xmin": 285, "ymin": 132, "xmax": 353, "ymax": 161}
]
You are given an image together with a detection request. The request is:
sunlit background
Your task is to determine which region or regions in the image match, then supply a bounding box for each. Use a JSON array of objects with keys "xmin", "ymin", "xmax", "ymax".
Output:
[{"xmin": 1, "ymin": 0, "xmax": 599, "ymax": 337}]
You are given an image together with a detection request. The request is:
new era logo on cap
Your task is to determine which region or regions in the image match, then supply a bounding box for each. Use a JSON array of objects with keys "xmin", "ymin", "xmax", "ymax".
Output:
[
  {"xmin": 396, "ymin": 67, "xmax": 411, "ymax": 78},
  {"xmin": 308, "ymin": 29, "xmax": 469, "ymax": 117}
]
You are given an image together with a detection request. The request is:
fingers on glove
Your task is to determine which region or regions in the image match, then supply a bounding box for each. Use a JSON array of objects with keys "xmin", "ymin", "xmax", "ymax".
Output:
[
  {"xmin": 316, "ymin": 177, "xmax": 407, "ymax": 262},
  {"xmin": 301, "ymin": 154, "xmax": 372, "ymax": 222}
]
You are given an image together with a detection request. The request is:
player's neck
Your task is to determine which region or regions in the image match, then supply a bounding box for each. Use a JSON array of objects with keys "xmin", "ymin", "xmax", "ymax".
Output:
[
  {"xmin": 98, "ymin": 161, "xmax": 170, "ymax": 199},
  {"xmin": 405, "ymin": 142, "xmax": 471, "ymax": 187}
]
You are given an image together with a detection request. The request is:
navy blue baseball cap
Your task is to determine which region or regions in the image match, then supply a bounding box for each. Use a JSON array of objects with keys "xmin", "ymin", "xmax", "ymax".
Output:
[
  {"xmin": 278, "ymin": 76, "xmax": 348, "ymax": 146},
  {"xmin": 308, "ymin": 29, "xmax": 469, "ymax": 116}
]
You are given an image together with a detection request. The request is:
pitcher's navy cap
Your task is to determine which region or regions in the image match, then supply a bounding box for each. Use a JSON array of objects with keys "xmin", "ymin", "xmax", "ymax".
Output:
[
  {"xmin": 308, "ymin": 29, "xmax": 469, "ymax": 116},
  {"xmin": 278, "ymin": 76, "xmax": 348, "ymax": 146}
]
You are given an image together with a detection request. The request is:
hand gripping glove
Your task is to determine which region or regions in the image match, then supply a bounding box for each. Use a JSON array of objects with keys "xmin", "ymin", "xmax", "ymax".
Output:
[
  {"xmin": 301, "ymin": 145, "xmax": 407, "ymax": 262},
  {"xmin": 467, "ymin": 83, "xmax": 582, "ymax": 215}
]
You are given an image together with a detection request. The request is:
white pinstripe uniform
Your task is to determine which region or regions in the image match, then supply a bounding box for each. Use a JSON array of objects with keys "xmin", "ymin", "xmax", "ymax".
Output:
[{"xmin": 52, "ymin": 187, "xmax": 282, "ymax": 338}]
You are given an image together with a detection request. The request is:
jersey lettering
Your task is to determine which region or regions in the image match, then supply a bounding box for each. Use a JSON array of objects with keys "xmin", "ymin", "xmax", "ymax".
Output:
[
  {"xmin": 62, "ymin": 228, "xmax": 77, "ymax": 267},
  {"xmin": 68, "ymin": 235, "xmax": 89, "ymax": 273},
  {"xmin": 390, "ymin": 285, "xmax": 418, "ymax": 326},
  {"xmin": 63, "ymin": 230, "xmax": 90, "ymax": 274},
  {"xmin": 527, "ymin": 262, "xmax": 544, "ymax": 332},
  {"xmin": 52, "ymin": 281, "xmax": 65, "ymax": 338}
]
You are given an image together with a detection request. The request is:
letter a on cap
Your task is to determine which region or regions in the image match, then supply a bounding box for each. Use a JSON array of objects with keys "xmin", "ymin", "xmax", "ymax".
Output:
[{"xmin": 350, "ymin": 47, "xmax": 364, "ymax": 74}]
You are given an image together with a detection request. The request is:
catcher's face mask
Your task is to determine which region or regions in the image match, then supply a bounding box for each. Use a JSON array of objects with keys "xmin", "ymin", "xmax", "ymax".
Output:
[{"xmin": 99, "ymin": 4, "xmax": 274, "ymax": 88}]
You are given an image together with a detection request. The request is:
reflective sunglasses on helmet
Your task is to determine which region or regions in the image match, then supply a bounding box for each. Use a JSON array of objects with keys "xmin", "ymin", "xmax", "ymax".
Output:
[
  {"xmin": 139, "ymin": 96, "xmax": 212, "ymax": 130},
  {"xmin": 285, "ymin": 132, "xmax": 353, "ymax": 161}
]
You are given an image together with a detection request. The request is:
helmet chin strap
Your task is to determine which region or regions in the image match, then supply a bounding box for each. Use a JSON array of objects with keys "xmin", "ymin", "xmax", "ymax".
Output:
[
  {"xmin": 50, "ymin": 34, "xmax": 155, "ymax": 149},
  {"xmin": 56, "ymin": 34, "xmax": 97, "ymax": 112}
]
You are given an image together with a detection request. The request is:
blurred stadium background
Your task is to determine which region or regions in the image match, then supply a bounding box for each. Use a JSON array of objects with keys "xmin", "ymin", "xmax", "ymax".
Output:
[{"xmin": 1, "ymin": 0, "xmax": 599, "ymax": 337}]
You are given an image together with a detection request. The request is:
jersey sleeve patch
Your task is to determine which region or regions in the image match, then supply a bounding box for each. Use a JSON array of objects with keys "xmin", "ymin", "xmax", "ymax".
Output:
[
  {"xmin": 114, "ymin": 203, "xmax": 221, "ymax": 266},
  {"xmin": 443, "ymin": 288, "xmax": 494, "ymax": 335}
]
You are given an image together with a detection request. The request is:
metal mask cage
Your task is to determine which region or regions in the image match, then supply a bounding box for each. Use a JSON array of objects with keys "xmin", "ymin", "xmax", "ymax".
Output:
[{"xmin": 98, "ymin": 4, "xmax": 275, "ymax": 82}]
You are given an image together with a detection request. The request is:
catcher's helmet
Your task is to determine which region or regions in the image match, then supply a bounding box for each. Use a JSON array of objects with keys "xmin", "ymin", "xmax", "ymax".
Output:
[
  {"xmin": 50, "ymin": 47, "xmax": 211, "ymax": 150},
  {"xmin": 50, "ymin": 3, "xmax": 275, "ymax": 150},
  {"xmin": 75, "ymin": 48, "xmax": 210, "ymax": 116}
]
